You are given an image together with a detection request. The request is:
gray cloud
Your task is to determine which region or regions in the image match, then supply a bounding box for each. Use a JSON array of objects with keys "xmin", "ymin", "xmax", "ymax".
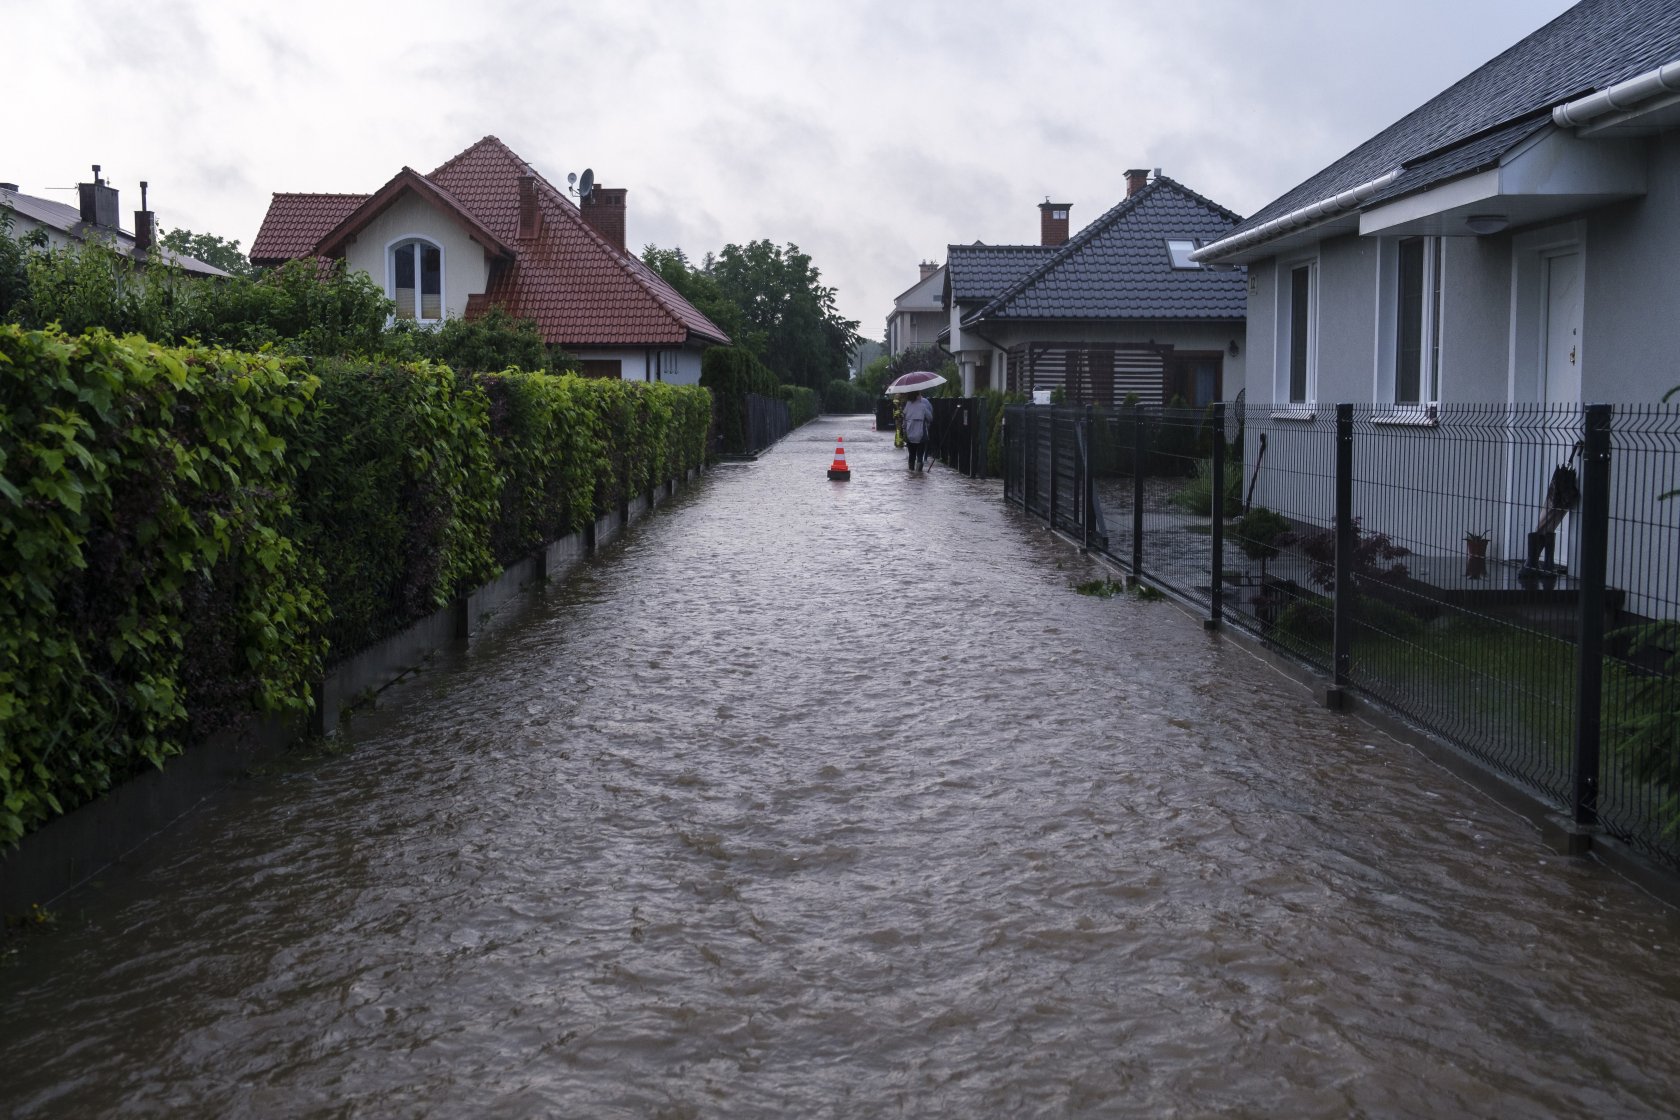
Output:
[{"xmin": 7, "ymin": 0, "xmax": 1577, "ymax": 331}]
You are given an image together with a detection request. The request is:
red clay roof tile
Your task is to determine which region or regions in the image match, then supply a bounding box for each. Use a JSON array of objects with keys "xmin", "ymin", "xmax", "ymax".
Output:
[
  {"xmin": 249, "ymin": 193, "xmax": 367, "ymax": 265},
  {"xmin": 252, "ymin": 136, "xmax": 728, "ymax": 348}
]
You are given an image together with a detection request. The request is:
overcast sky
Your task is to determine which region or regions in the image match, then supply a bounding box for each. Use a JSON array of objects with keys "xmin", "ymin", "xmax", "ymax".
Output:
[{"xmin": 10, "ymin": 0, "xmax": 1577, "ymax": 338}]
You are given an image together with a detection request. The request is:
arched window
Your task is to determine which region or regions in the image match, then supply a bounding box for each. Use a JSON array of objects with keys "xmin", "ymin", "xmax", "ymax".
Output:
[{"xmin": 390, "ymin": 239, "xmax": 442, "ymax": 322}]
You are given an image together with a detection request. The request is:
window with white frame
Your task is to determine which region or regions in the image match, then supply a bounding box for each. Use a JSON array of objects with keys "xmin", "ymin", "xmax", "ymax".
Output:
[
  {"xmin": 656, "ymin": 350, "xmax": 680, "ymax": 381},
  {"xmin": 1393, "ymin": 236, "xmax": 1443, "ymax": 405},
  {"xmin": 390, "ymin": 239, "xmax": 443, "ymax": 322},
  {"xmin": 1283, "ymin": 260, "xmax": 1317, "ymax": 404},
  {"xmin": 1166, "ymin": 238, "xmax": 1202, "ymax": 270}
]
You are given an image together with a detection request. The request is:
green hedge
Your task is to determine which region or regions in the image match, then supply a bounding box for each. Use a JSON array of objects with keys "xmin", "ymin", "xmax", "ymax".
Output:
[
  {"xmin": 700, "ymin": 345, "xmax": 777, "ymax": 453},
  {"xmin": 0, "ymin": 328, "xmax": 712, "ymax": 847},
  {"xmin": 0, "ymin": 327, "xmax": 325, "ymax": 844},
  {"xmin": 295, "ymin": 358, "xmax": 500, "ymax": 658},
  {"xmin": 824, "ymin": 378, "xmax": 873, "ymax": 414},
  {"xmin": 778, "ymin": 384, "xmax": 819, "ymax": 427}
]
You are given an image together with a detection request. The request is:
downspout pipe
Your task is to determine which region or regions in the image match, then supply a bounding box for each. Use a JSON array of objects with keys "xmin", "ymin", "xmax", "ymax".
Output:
[
  {"xmin": 1191, "ymin": 169, "xmax": 1401, "ymax": 264},
  {"xmin": 1554, "ymin": 57, "xmax": 1680, "ymax": 129}
]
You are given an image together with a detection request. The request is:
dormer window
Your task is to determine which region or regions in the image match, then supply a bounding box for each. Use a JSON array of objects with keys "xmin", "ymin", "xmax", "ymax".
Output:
[
  {"xmin": 391, "ymin": 238, "xmax": 442, "ymax": 321},
  {"xmin": 1166, "ymin": 239, "xmax": 1202, "ymax": 269}
]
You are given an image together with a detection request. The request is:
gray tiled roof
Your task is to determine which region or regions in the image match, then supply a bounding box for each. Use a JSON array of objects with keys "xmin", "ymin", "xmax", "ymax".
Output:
[
  {"xmin": 945, "ymin": 243, "xmax": 1060, "ymax": 303},
  {"xmin": 1, "ymin": 186, "xmax": 228, "ymax": 277},
  {"xmin": 968, "ymin": 177, "xmax": 1245, "ymax": 322},
  {"xmin": 1226, "ymin": 0, "xmax": 1680, "ymax": 244}
]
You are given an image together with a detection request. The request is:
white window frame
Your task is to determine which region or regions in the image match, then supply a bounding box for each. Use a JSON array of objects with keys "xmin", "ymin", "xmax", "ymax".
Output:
[
  {"xmin": 1166, "ymin": 238, "xmax": 1202, "ymax": 270},
  {"xmin": 387, "ymin": 236, "xmax": 446, "ymax": 325},
  {"xmin": 1373, "ymin": 235, "xmax": 1444, "ymax": 413},
  {"xmin": 1276, "ymin": 256, "xmax": 1318, "ymax": 413}
]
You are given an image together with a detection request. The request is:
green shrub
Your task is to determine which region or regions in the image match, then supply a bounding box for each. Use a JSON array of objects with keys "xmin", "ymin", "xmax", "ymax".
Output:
[
  {"xmin": 701, "ymin": 345, "xmax": 778, "ymax": 453},
  {"xmin": 293, "ymin": 357, "xmax": 499, "ymax": 659},
  {"xmin": 778, "ymin": 384, "xmax": 819, "ymax": 427},
  {"xmin": 824, "ymin": 378, "xmax": 873, "ymax": 413},
  {"xmin": 0, "ymin": 326, "xmax": 326, "ymax": 846},
  {"xmin": 1173, "ymin": 456, "xmax": 1244, "ymax": 516}
]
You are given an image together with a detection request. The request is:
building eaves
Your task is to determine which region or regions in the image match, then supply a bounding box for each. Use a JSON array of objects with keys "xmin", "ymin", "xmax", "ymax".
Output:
[
  {"xmin": 1212, "ymin": 0, "xmax": 1680, "ymax": 256},
  {"xmin": 313, "ymin": 167, "xmax": 515, "ymax": 261},
  {"xmin": 945, "ymin": 243, "xmax": 1060, "ymax": 304}
]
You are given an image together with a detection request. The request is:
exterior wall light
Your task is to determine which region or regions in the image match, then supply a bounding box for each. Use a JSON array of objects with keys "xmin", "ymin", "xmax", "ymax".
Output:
[{"xmin": 1464, "ymin": 214, "xmax": 1509, "ymax": 235}]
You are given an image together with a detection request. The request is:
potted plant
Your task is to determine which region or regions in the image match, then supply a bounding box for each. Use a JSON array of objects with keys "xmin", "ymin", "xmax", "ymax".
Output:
[
  {"xmin": 1465, "ymin": 530, "xmax": 1491, "ymax": 579},
  {"xmin": 1236, "ymin": 506, "xmax": 1291, "ymax": 587}
]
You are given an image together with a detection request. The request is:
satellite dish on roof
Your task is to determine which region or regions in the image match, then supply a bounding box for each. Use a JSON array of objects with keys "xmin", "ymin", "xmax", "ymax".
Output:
[
  {"xmin": 567, "ymin": 172, "xmax": 577, "ymax": 187},
  {"xmin": 577, "ymin": 168, "xmax": 594, "ymax": 202}
]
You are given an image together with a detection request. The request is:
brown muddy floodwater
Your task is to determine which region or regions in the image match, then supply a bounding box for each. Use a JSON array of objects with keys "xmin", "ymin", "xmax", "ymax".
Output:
[{"xmin": 3, "ymin": 416, "xmax": 1679, "ymax": 1119}]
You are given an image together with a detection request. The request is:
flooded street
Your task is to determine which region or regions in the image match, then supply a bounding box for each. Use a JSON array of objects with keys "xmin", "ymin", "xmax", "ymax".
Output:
[{"xmin": 4, "ymin": 414, "xmax": 1680, "ymax": 1118}]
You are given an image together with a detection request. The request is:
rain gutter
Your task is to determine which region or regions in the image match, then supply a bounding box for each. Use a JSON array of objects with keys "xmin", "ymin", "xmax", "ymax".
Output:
[
  {"xmin": 1553, "ymin": 58, "xmax": 1680, "ymax": 128},
  {"xmin": 1190, "ymin": 169, "xmax": 1400, "ymax": 264}
]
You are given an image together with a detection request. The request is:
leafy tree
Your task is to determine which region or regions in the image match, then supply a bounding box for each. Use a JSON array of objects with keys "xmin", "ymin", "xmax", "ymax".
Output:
[
  {"xmin": 160, "ymin": 227, "xmax": 254, "ymax": 276},
  {"xmin": 0, "ymin": 205, "xmax": 46, "ymax": 320},
  {"xmin": 643, "ymin": 240, "xmax": 860, "ymax": 393},
  {"xmin": 856, "ymin": 354, "xmax": 893, "ymax": 399},
  {"xmin": 393, "ymin": 306, "xmax": 569, "ymax": 374},
  {"xmin": 641, "ymin": 246, "xmax": 748, "ymax": 347}
]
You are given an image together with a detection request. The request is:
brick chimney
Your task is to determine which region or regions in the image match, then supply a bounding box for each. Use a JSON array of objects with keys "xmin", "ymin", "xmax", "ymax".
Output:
[
  {"xmin": 1125, "ymin": 168, "xmax": 1151, "ymax": 197},
  {"xmin": 580, "ymin": 185, "xmax": 628, "ymax": 253},
  {"xmin": 133, "ymin": 180, "xmax": 155, "ymax": 254},
  {"xmin": 919, "ymin": 260, "xmax": 938, "ymax": 281},
  {"xmin": 1039, "ymin": 200, "xmax": 1071, "ymax": 247},
  {"xmin": 517, "ymin": 174, "xmax": 541, "ymax": 239},
  {"xmin": 78, "ymin": 164, "xmax": 120, "ymax": 228}
]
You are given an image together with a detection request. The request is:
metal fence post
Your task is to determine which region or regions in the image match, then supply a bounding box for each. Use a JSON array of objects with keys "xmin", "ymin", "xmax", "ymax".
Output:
[
  {"xmin": 1049, "ymin": 407, "xmax": 1060, "ymax": 527},
  {"xmin": 1132, "ymin": 406, "xmax": 1146, "ymax": 577},
  {"xmin": 1571, "ymin": 403, "xmax": 1613, "ymax": 829},
  {"xmin": 1333, "ymin": 404, "xmax": 1354, "ymax": 688},
  {"xmin": 1209, "ymin": 401, "xmax": 1225, "ymax": 628},
  {"xmin": 1082, "ymin": 406, "xmax": 1094, "ymax": 551}
]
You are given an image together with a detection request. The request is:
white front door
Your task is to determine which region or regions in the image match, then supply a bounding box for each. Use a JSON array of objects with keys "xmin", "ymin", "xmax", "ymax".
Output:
[
  {"xmin": 1541, "ymin": 249, "xmax": 1583, "ymax": 566},
  {"xmin": 1542, "ymin": 250, "xmax": 1583, "ymax": 405}
]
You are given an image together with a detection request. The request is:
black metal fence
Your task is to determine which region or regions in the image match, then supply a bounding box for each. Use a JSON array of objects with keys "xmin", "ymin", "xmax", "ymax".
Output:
[
  {"xmin": 930, "ymin": 396, "xmax": 992, "ymax": 477},
  {"xmin": 1003, "ymin": 401, "xmax": 1680, "ymax": 874},
  {"xmin": 743, "ymin": 392, "xmax": 792, "ymax": 456}
]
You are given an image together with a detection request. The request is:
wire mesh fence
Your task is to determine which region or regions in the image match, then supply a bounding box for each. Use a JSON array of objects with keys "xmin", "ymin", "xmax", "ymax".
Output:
[{"xmin": 1001, "ymin": 400, "xmax": 1680, "ymax": 873}]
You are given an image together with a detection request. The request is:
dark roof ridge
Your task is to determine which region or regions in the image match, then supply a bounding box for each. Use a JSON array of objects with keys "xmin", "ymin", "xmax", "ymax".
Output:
[
  {"xmin": 964, "ymin": 175, "xmax": 1244, "ymax": 324},
  {"xmin": 966, "ymin": 180, "xmax": 1163, "ymax": 322},
  {"xmin": 947, "ymin": 241, "xmax": 1049, "ymax": 253},
  {"xmin": 1400, "ymin": 103, "xmax": 1562, "ymax": 170}
]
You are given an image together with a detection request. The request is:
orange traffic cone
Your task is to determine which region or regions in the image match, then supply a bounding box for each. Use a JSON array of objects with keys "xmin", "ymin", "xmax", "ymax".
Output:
[{"xmin": 827, "ymin": 435, "xmax": 851, "ymax": 480}]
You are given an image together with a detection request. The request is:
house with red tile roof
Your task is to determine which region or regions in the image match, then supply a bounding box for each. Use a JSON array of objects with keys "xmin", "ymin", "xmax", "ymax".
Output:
[{"xmin": 249, "ymin": 136, "xmax": 729, "ymax": 382}]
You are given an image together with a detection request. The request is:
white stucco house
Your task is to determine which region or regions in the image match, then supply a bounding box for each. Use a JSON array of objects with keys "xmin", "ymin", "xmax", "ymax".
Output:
[
  {"xmin": 1194, "ymin": 0, "xmax": 1680, "ymax": 609},
  {"xmin": 250, "ymin": 136, "xmax": 729, "ymax": 382},
  {"xmin": 885, "ymin": 262, "xmax": 947, "ymax": 356}
]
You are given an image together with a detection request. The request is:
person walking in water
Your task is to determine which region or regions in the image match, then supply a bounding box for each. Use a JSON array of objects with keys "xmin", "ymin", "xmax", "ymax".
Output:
[{"xmin": 902, "ymin": 391, "xmax": 934, "ymax": 472}]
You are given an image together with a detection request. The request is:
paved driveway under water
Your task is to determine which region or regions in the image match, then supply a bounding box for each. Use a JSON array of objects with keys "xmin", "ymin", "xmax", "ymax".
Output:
[{"xmin": 3, "ymin": 416, "xmax": 1679, "ymax": 1118}]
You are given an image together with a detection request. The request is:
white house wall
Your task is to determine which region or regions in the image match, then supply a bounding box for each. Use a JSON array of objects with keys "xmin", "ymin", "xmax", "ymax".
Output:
[
  {"xmin": 1581, "ymin": 135, "xmax": 1680, "ymax": 402},
  {"xmin": 570, "ymin": 346, "xmax": 705, "ymax": 385},
  {"xmin": 1239, "ymin": 132, "xmax": 1680, "ymax": 619},
  {"xmin": 342, "ymin": 193, "xmax": 492, "ymax": 322}
]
